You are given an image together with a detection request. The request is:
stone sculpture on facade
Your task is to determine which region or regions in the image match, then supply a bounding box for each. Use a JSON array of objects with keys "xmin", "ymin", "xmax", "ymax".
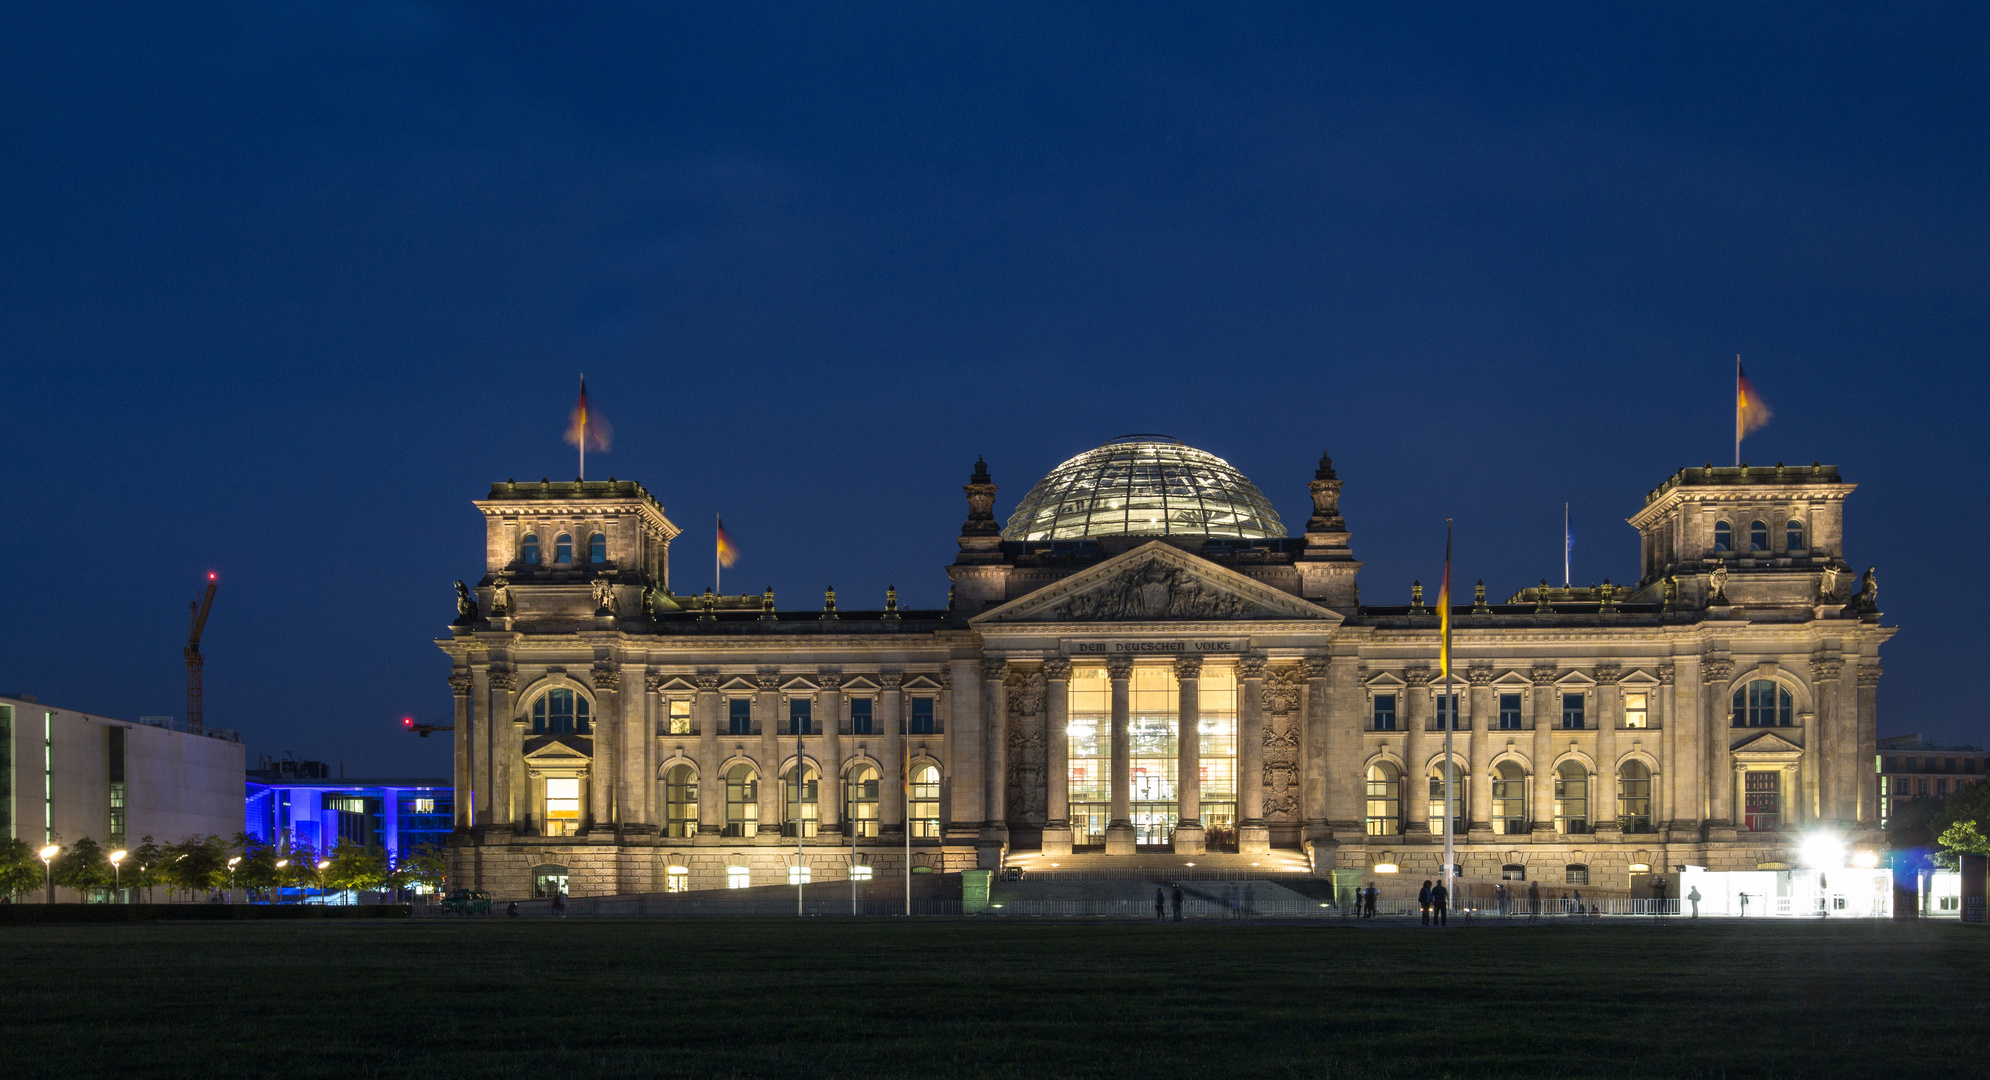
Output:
[
  {"xmin": 1850, "ymin": 565, "xmax": 1879, "ymax": 611},
  {"xmin": 489, "ymin": 575, "xmax": 511, "ymax": 617},
  {"xmin": 1047, "ymin": 556, "xmax": 1255, "ymax": 621},
  {"xmin": 1709, "ymin": 560, "xmax": 1729, "ymax": 604},
  {"xmin": 1818, "ymin": 564, "xmax": 1840, "ymax": 602},
  {"xmin": 592, "ymin": 577, "xmax": 617, "ymax": 618},
  {"xmin": 453, "ymin": 580, "xmax": 479, "ymax": 625}
]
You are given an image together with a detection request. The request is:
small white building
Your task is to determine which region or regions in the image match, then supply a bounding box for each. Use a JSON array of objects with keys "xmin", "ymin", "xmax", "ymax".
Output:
[{"xmin": 1, "ymin": 694, "xmax": 245, "ymax": 895}]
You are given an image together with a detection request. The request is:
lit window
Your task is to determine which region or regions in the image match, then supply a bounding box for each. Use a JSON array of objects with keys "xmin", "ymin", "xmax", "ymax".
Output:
[
  {"xmin": 531, "ymin": 687, "xmax": 591, "ymax": 734},
  {"xmin": 1713, "ymin": 521, "xmax": 1732, "ymax": 552},
  {"xmin": 521, "ymin": 534, "xmax": 539, "ymax": 565},
  {"xmin": 724, "ymin": 764, "xmax": 758, "ymax": 838},
  {"xmin": 1749, "ymin": 520, "xmax": 1769, "ymax": 552},
  {"xmin": 545, "ymin": 777, "xmax": 582, "ymax": 831},
  {"xmin": 665, "ymin": 866, "xmax": 689, "ymax": 893},
  {"xmin": 783, "ymin": 763, "xmax": 819, "ymax": 838},
  {"xmin": 1492, "ymin": 761, "xmax": 1526, "ymax": 835},
  {"xmin": 1554, "ymin": 762, "xmax": 1589, "ymax": 834},
  {"xmin": 1731, "ymin": 681, "xmax": 1793, "ymax": 728},
  {"xmin": 726, "ymin": 865, "xmax": 750, "ymax": 889},
  {"xmin": 589, "ymin": 533, "xmax": 606, "ymax": 563},
  {"xmin": 788, "ymin": 864, "xmax": 813, "ymax": 885},
  {"xmin": 1744, "ymin": 771, "xmax": 1780, "ymax": 831},
  {"xmin": 1365, "ymin": 762, "xmax": 1401, "ymax": 836},
  {"xmin": 1623, "ymin": 692, "xmax": 1648, "ymax": 729},
  {"xmin": 910, "ymin": 698, "xmax": 935, "ymax": 735},
  {"xmin": 909, "ymin": 764, "xmax": 941, "ymax": 838},
  {"xmin": 532, "ymin": 866, "xmax": 569, "ymax": 898},
  {"xmin": 1371, "ymin": 693, "xmax": 1397, "ymax": 731},
  {"xmin": 668, "ymin": 699, "xmax": 692, "ymax": 735},
  {"xmin": 555, "ymin": 533, "xmax": 573, "ymax": 564},
  {"xmin": 1497, "ymin": 693, "xmax": 1522, "ymax": 731},
  {"xmin": 664, "ymin": 764, "xmax": 697, "ymax": 838},
  {"xmin": 850, "ymin": 698, "xmax": 873, "ymax": 735},
  {"xmin": 412, "ymin": 797, "xmax": 435, "ymax": 814},
  {"xmin": 846, "ymin": 764, "xmax": 880, "ymax": 839},
  {"xmin": 1561, "ymin": 693, "xmax": 1586, "ymax": 730},
  {"xmin": 1565, "ymin": 864, "xmax": 1590, "ymax": 886},
  {"xmin": 1427, "ymin": 762, "xmax": 1465, "ymax": 835},
  {"xmin": 1501, "ymin": 863, "xmax": 1526, "ymax": 881},
  {"xmin": 1786, "ymin": 519, "xmax": 1804, "ymax": 551},
  {"xmin": 851, "ymin": 864, "xmax": 874, "ymax": 882},
  {"xmin": 1617, "ymin": 761, "xmax": 1653, "ymax": 833}
]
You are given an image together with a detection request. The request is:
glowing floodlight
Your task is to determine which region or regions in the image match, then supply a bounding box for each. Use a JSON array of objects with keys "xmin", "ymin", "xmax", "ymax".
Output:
[
  {"xmin": 1852, "ymin": 850, "xmax": 1879, "ymax": 869},
  {"xmin": 1799, "ymin": 831, "xmax": 1847, "ymax": 869}
]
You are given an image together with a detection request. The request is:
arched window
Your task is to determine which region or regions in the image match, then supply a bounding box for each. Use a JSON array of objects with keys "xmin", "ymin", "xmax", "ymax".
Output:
[
  {"xmin": 663, "ymin": 764, "xmax": 697, "ymax": 839},
  {"xmin": 1492, "ymin": 761, "xmax": 1527, "ymax": 835},
  {"xmin": 723, "ymin": 764, "xmax": 758, "ymax": 838},
  {"xmin": 530, "ymin": 687, "xmax": 591, "ymax": 735},
  {"xmin": 1713, "ymin": 521, "xmax": 1732, "ymax": 552},
  {"xmin": 909, "ymin": 764, "xmax": 941, "ymax": 838},
  {"xmin": 1749, "ymin": 520, "xmax": 1769, "ymax": 551},
  {"xmin": 846, "ymin": 764, "xmax": 880, "ymax": 839},
  {"xmin": 1427, "ymin": 761, "xmax": 1466, "ymax": 836},
  {"xmin": 1554, "ymin": 761, "xmax": 1589, "ymax": 834},
  {"xmin": 554, "ymin": 533, "xmax": 574, "ymax": 564},
  {"xmin": 589, "ymin": 533, "xmax": 606, "ymax": 563},
  {"xmin": 782, "ymin": 763, "xmax": 819, "ymax": 838},
  {"xmin": 1364, "ymin": 762, "xmax": 1401, "ymax": 836},
  {"xmin": 1618, "ymin": 760, "xmax": 1653, "ymax": 834},
  {"xmin": 521, "ymin": 534, "xmax": 540, "ymax": 566},
  {"xmin": 1731, "ymin": 680, "xmax": 1794, "ymax": 728},
  {"xmin": 1786, "ymin": 519, "xmax": 1804, "ymax": 551}
]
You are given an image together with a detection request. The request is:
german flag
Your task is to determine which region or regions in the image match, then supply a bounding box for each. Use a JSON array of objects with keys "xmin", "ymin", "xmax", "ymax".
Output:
[
  {"xmin": 716, "ymin": 517, "xmax": 739, "ymax": 569},
  {"xmin": 1438, "ymin": 521, "xmax": 1453, "ymax": 682},
  {"xmin": 565, "ymin": 375, "xmax": 613, "ymax": 452},
  {"xmin": 1736, "ymin": 360, "xmax": 1772, "ymax": 443}
]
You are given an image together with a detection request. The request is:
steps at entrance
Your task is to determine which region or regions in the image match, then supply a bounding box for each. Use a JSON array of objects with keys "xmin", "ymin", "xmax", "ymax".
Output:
[{"xmin": 1004, "ymin": 849, "xmax": 1314, "ymax": 875}]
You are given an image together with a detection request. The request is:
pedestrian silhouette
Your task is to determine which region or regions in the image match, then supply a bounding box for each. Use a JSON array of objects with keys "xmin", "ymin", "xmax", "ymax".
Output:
[
  {"xmin": 1154, "ymin": 887, "xmax": 1166, "ymax": 920},
  {"xmin": 1418, "ymin": 880, "xmax": 1433, "ymax": 925},
  {"xmin": 1171, "ymin": 884, "xmax": 1184, "ymax": 921}
]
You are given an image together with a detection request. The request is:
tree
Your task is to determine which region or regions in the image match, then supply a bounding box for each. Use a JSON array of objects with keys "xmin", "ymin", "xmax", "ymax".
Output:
[
  {"xmin": 127, "ymin": 837, "xmax": 166, "ymax": 902},
  {"xmin": 52, "ymin": 837, "xmax": 113, "ymax": 898},
  {"xmin": 163, "ymin": 836, "xmax": 229, "ymax": 901},
  {"xmin": 1932, "ymin": 779, "xmax": 1990, "ymax": 849},
  {"xmin": 284, "ymin": 843, "xmax": 319, "ymax": 899},
  {"xmin": 391, "ymin": 843, "xmax": 447, "ymax": 898},
  {"xmin": 233, "ymin": 833, "xmax": 280, "ymax": 902},
  {"xmin": 1938, "ymin": 820, "xmax": 1990, "ymax": 860},
  {"xmin": 323, "ymin": 840, "xmax": 390, "ymax": 901},
  {"xmin": 0, "ymin": 838, "xmax": 44, "ymax": 900}
]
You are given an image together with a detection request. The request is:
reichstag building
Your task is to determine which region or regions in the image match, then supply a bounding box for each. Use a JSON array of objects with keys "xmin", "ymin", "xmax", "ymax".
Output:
[{"xmin": 437, "ymin": 436, "xmax": 1894, "ymax": 898}]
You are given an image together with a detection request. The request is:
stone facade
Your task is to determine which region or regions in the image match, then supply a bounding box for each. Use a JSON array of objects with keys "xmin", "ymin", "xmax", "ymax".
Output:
[{"xmin": 437, "ymin": 451, "xmax": 1894, "ymax": 898}]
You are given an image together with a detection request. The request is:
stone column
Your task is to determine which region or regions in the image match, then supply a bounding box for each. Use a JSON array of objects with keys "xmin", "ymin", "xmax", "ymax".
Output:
[
  {"xmin": 695, "ymin": 673, "xmax": 722, "ymax": 836},
  {"xmin": 1704, "ymin": 659, "xmax": 1736, "ymax": 836},
  {"xmin": 449, "ymin": 670, "xmax": 473, "ymax": 829},
  {"xmin": 1856, "ymin": 665, "xmax": 1882, "ymax": 826},
  {"xmin": 489, "ymin": 668, "xmax": 519, "ymax": 826},
  {"xmin": 1466, "ymin": 667, "xmax": 1494, "ymax": 837},
  {"xmin": 1237, "ymin": 656, "xmax": 1268, "ymax": 854},
  {"xmin": 620, "ymin": 672, "xmax": 650, "ymax": 832},
  {"xmin": 947, "ymin": 658, "xmax": 985, "ymax": 843},
  {"xmin": 588, "ymin": 664, "xmax": 620, "ymax": 834},
  {"xmin": 1530, "ymin": 665, "xmax": 1557, "ymax": 835},
  {"xmin": 1327, "ymin": 652, "xmax": 1366, "ymax": 834},
  {"xmin": 818, "ymin": 672, "xmax": 843, "ymax": 837},
  {"xmin": 1042, "ymin": 659, "xmax": 1073, "ymax": 855},
  {"xmin": 1105, "ymin": 656, "xmax": 1136, "ymax": 855},
  {"xmin": 1403, "ymin": 667, "xmax": 1432, "ymax": 836},
  {"xmin": 1173, "ymin": 656, "xmax": 1204, "ymax": 854},
  {"xmin": 880, "ymin": 673, "xmax": 905, "ymax": 838},
  {"xmin": 983, "ymin": 659, "xmax": 1009, "ymax": 834},
  {"xmin": 755, "ymin": 672, "xmax": 781, "ymax": 841},
  {"xmin": 1593, "ymin": 668, "xmax": 1622, "ymax": 839},
  {"xmin": 1301, "ymin": 654, "xmax": 1332, "ymax": 845},
  {"xmin": 1657, "ymin": 664, "xmax": 1678, "ymax": 836}
]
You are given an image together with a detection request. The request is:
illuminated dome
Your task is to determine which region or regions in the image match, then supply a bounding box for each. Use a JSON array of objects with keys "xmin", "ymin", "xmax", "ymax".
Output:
[{"xmin": 1001, "ymin": 435, "xmax": 1287, "ymax": 542}]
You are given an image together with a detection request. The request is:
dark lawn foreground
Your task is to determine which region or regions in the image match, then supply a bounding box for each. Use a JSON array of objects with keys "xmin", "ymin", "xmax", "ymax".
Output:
[{"xmin": 1, "ymin": 917, "xmax": 1983, "ymax": 1080}]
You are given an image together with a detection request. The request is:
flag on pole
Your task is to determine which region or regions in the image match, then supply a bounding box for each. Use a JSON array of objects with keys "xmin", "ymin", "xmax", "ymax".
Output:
[
  {"xmin": 1736, "ymin": 358, "xmax": 1771, "ymax": 463},
  {"xmin": 1438, "ymin": 521, "xmax": 1453, "ymax": 682},
  {"xmin": 716, "ymin": 517, "xmax": 739, "ymax": 568},
  {"xmin": 565, "ymin": 375, "xmax": 613, "ymax": 453},
  {"xmin": 1564, "ymin": 504, "xmax": 1574, "ymax": 589}
]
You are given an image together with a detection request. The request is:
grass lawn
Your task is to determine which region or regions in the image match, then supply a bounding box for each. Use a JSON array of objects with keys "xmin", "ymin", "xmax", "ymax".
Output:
[{"xmin": 2, "ymin": 917, "xmax": 1984, "ymax": 1079}]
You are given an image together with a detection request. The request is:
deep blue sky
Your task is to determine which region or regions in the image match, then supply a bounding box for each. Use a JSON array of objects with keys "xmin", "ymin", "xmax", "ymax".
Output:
[{"xmin": 3, "ymin": 4, "xmax": 1984, "ymax": 775}]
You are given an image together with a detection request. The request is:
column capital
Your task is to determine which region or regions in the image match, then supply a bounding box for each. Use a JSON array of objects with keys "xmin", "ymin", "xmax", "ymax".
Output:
[
  {"xmin": 1658, "ymin": 663, "xmax": 1676, "ymax": 686},
  {"xmin": 1043, "ymin": 657, "xmax": 1072, "ymax": 680},
  {"xmin": 1857, "ymin": 665, "xmax": 1884, "ymax": 688},
  {"xmin": 1173, "ymin": 656, "xmax": 1203, "ymax": 680},
  {"xmin": 1105, "ymin": 656, "xmax": 1135, "ymax": 680},
  {"xmin": 644, "ymin": 671, "xmax": 667, "ymax": 693},
  {"xmin": 1405, "ymin": 666, "xmax": 1433, "ymax": 688},
  {"xmin": 1809, "ymin": 655, "xmax": 1843, "ymax": 682},
  {"xmin": 1464, "ymin": 664, "xmax": 1495, "ymax": 687},
  {"xmin": 590, "ymin": 664, "xmax": 622, "ymax": 692},
  {"xmin": 981, "ymin": 658, "xmax": 1008, "ymax": 682},
  {"xmin": 754, "ymin": 671, "xmax": 782, "ymax": 692},
  {"xmin": 818, "ymin": 670, "xmax": 844, "ymax": 691},
  {"xmin": 880, "ymin": 670, "xmax": 904, "ymax": 690},
  {"xmin": 1594, "ymin": 663, "xmax": 1623, "ymax": 685},
  {"xmin": 1237, "ymin": 655, "xmax": 1267, "ymax": 679},
  {"xmin": 489, "ymin": 667, "xmax": 518, "ymax": 692},
  {"xmin": 1529, "ymin": 664, "xmax": 1558, "ymax": 686},
  {"xmin": 1703, "ymin": 658, "xmax": 1735, "ymax": 684},
  {"xmin": 448, "ymin": 671, "xmax": 473, "ymax": 697},
  {"xmin": 693, "ymin": 671, "xmax": 721, "ymax": 691}
]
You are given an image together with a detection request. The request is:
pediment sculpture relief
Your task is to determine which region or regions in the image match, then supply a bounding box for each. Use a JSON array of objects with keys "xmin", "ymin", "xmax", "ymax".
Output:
[{"xmin": 1045, "ymin": 556, "xmax": 1259, "ymax": 621}]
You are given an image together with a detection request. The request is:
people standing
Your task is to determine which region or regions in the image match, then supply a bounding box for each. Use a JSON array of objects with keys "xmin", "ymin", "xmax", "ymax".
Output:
[
  {"xmin": 1154, "ymin": 887, "xmax": 1166, "ymax": 920},
  {"xmin": 1527, "ymin": 881, "xmax": 1541, "ymax": 923},
  {"xmin": 1366, "ymin": 883, "xmax": 1379, "ymax": 919},
  {"xmin": 1171, "ymin": 885, "xmax": 1184, "ymax": 922},
  {"xmin": 1418, "ymin": 880, "xmax": 1433, "ymax": 926},
  {"xmin": 1430, "ymin": 879, "xmax": 1449, "ymax": 927},
  {"xmin": 552, "ymin": 889, "xmax": 567, "ymax": 918},
  {"xmin": 1688, "ymin": 885, "xmax": 1702, "ymax": 918}
]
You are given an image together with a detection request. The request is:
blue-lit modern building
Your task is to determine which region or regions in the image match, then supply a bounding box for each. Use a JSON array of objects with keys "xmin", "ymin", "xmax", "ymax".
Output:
[{"xmin": 245, "ymin": 757, "xmax": 452, "ymax": 864}]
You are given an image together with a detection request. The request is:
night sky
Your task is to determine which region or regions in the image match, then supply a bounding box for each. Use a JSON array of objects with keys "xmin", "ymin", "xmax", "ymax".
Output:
[{"xmin": 3, "ymin": 4, "xmax": 1984, "ymax": 776}]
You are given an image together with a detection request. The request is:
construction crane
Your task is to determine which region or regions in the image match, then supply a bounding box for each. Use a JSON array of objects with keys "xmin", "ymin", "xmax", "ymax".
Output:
[{"xmin": 185, "ymin": 573, "xmax": 217, "ymax": 735}]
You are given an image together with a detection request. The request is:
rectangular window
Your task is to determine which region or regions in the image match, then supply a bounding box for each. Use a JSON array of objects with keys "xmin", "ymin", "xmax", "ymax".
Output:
[
  {"xmin": 546, "ymin": 777, "xmax": 582, "ymax": 823},
  {"xmin": 1565, "ymin": 865, "xmax": 1590, "ymax": 886},
  {"xmin": 668, "ymin": 699, "xmax": 692, "ymax": 735},
  {"xmin": 1372, "ymin": 694, "xmax": 1397, "ymax": 731},
  {"xmin": 851, "ymin": 865, "xmax": 874, "ymax": 882},
  {"xmin": 665, "ymin": 867, "xmax": 689, "ymax": 893},
  {"xmin": 412, "ymin": 797, "xmax": 435, "ymax": 814},
  {"xmin": 1497, "ymin": 693, "xmax": 1523, "ymax": 731},
  {"xmin": 107, "ymin": 726, "xmax": 127, "ymax": 845},
  {"xmin": 1068, "ymin": 668, "xmax": 1111, "ymax": 846},
  {"xmin": 1561, "ymin": 693, "xmax": 1586, "ymax": 730},
  {"xmin": 910, "ymin": 698, "xmax": 935, "ymax": 735},
  {"xmin": 1744, "ymin": 771, "xmax": 1780, "ymax": 832},
  {"xmin": 726, "ymin": 866, "xmax": 750, "ymax": 889},
  {"xmin": 850, "ymin": 698, "xmax": 874, "ymax": 735},
  {"xmin": 1884, "ymin": 756, "xmax": 1897, "ymax": 772},
  {"xmin": 1433, "ymin": 694, "xmax": 1459, "ymax": 731},
  {"xmin": 1623, "ymin": 693, "xmax": 1648, "ymax": 729},
  {"xmin": 0, "ymin": 704, "xmax": 11, "ymax": 839},
  {"xmin": 729, "ymin": 698, "xmax": 752, "ymax": 736},
  {"xmin": 789, "ymin": 698, "xmax": 813, "ymax": 736},
  {"xmin": 787, "ymin": 865, "xmax": 813, "ymax": 885}
]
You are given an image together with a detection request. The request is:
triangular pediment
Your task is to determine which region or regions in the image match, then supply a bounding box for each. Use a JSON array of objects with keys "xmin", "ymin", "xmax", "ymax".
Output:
[
  {"xmin": 971, "ymin": 541, "xmax": 1339, "ymax": 626},
  {"xmin": 1732, "ymin": 731, "xmax": 1804, "ymax": 756},
  {"xmin": 523, "ymin": 736, "xmax": 593, "ymax": 763}
]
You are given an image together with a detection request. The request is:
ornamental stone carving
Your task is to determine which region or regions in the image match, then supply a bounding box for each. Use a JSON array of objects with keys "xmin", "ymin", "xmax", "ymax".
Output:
[
  {"xmin": 448, "ymin": 671, "xmax": 473, "ymax": 696},
  {"xmin": 1173, "ymin": 656, "xmax": 1204, "ymax": 680},
  {"xmin": 1465, "ymin": 665, "xmax": 1495, "ymax": 687},
  {"xmin": 982, "ymin": 658, "xmax": 1009, "ymax": 682},
  {"xmin": 754, "ymin": 672, "xmax": 782, "ymax": 692},
  {"xmin": 1594, "ymin": 664, "xmax": 1622, "ymax": 685},
  {"xmin": 1810, "ymin": 656, "xmax": 1844, "ymax": 682},
  {"xmin": 488, "ymin": 668, "xmax": 518, "ymax": 692},
  {"xmin": 693, "ymin": 672, "xmax": 721, "ymax": 691},
  {"xmin": 1105, "ymin": 656, "xmax": 1135, "ymax": 680},
  {"xmin": 590, "ymin": 665, "xmax": 621, "ymax": 692},
  {"xmin": 1043, "ymin": 657, "xmax": 1072, "ymax": 680},
  {"xmin": 1006, "ymin": 665, "xmax": 1049, "ymax": 826},
  {"xmin": 880, "ymin": 671, "xmax": 904, "ymax": 691},
  {"xmin": 1263, "ymin": 761, "xmax": 1301, "ymax": 821},
  {"xmin": 1261, "ymin": 666, "xmax": 1303, "ymax": 715},
  {"xmin": 1703, "ymin": 659, "xmax": 1735, "ymax": 684},
  {"xmin": 1044, "ymin": 556, "xmax": 1256, "ymax": 621},
  {"xmin": 1237, "ymin": 655, "xmax": 1267, "ymax": 679},
  {"xmin": 1857, "ymin": 665, "xmax": 1884, "ymax": 688},
  {"xmin": 1658, "ymin": 664, "xmax": 1676, "ymax": 686},
  {"xmin": 645, "ymin": 671, "xmax": 666, "ymax": 693},
  {"xmin": 1530, "ymin": 664, "xmax": 1557, "ymax": 686},
  {"xmin": 1405, "ymin": 667, "xmax": 1433, "ymax": 688},
  {"xmin": 818, "ymin": 671, "xmax": 843, "ymax": 691},
  {"xmin": 591, "ymin": 577, "xmax": 617, "ymax": 617}
]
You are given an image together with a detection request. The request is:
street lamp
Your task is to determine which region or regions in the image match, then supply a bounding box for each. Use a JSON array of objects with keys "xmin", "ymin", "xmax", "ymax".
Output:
[
  {"xmin": 316, "ymin": 859, "xmax": 331, "ymax": 904},
  {"xmin": 275, "ymin": 859, "xmax": 289, "ymax": 904},
  {"xmin": 227, "ymin": 856, "xmax": 242, "ymax": 904},
  {"xmin": 108, "ymin": 850, "xmax": 127, "ymax": 903},
  {"xmin": 39, "ymin": 844, "xmax": 61, "ymax": 904}
]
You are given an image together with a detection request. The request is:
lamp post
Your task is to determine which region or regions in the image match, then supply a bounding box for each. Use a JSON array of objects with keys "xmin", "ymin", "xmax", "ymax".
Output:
[
  {"xmin": 316, "ymin": 859, "xmax": 331, "ymax": 905},
  {"xmin": 108, "ymin": 849, "xmax": 127, "ymax": 903},
  {"xmin": 38, "ymin": 844, "xmax": 60, "ymax": 905},
  {"xmin": 226, "ymin": 856, "xmax": 242, "ymax": 904},
  {"xmin": 275, "ymin": 859, "xmax": 289, "ymax": 905}
]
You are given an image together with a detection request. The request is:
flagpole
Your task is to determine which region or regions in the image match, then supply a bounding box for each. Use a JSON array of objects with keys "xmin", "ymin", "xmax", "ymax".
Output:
[
  {"xmin": 1442, "ymin": 520, "xmax": 1455, "ymax": 918},
  {"xmin": 1734, "ymin": 355, "xmax": 1741, "ymax": 468},
  {"xmin": 578, "ymin": 373, "xmax": 586, "ymax": 481},
  {"xmin": 715, "ymin": 514, "xmax": 721, "ymax": 595},
  {"xmin": 1563, "ymin": 503, "xmax": 1569, "ymax": 589}
]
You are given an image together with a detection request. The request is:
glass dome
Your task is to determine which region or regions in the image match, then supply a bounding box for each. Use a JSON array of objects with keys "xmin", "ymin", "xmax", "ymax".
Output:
[{"xmin": 1001, "ymin": 436, "xmax": 1287, "ymax": 542}]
